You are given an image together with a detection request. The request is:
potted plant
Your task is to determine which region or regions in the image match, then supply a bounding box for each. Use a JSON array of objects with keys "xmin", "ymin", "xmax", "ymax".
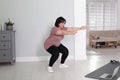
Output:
[{"xmin": 5, "ymin": 18, "xmax": 14, "ymax": 30}]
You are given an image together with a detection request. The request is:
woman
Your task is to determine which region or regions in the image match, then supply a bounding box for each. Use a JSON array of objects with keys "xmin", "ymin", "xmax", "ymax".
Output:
[{"xmin": 44, "ymin": 17, "xmax": 87, "ymax": 72}]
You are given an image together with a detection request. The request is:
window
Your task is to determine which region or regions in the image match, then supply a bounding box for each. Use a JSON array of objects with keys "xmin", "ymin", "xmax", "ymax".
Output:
[{"xmin": 87, "ymin": 0, "xmax": 118, "ymax": 30}]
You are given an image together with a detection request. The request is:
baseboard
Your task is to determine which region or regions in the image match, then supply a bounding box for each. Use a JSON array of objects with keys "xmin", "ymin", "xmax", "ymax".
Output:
[{"xmin": 16, "ymin": 56, "xmax": 74, "ymax": 62}]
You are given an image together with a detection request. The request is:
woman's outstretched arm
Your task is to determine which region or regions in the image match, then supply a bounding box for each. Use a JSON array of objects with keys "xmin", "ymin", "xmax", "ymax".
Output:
[
  {"xmin": 66, "ymin": 25, "xmax": 87, "ymax": 31},
  {"xmin": 56, "ymin": 29, "xmax": 77, "ymax": 35},
  {"xmin": 55, "ymin": 25, "xmax": 87, "ymax": 35}
]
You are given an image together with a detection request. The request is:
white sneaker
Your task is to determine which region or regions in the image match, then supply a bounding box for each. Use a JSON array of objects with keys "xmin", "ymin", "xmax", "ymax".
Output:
[
  {"xmin": 59, "ymin": 64, "xmax": 69, "ymax": 68},
  {"xmin": 47, "ymin": 67, "xmax": 54, "ymax": 72}
]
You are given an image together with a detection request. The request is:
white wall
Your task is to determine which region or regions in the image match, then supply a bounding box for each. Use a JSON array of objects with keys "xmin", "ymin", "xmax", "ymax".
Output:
[
  {"xmin": 118, "ymin": 0, "xmax": 120, "ymax": 28},
  {"xmin": 74, "ymin": 0, "xmax": 87, "ymax": 60},
  {"xmin": 0, "ymin": 0, "xmax": 74, "ymax": 61}
]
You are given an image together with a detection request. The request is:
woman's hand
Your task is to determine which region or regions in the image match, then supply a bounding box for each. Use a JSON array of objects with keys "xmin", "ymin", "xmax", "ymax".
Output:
[{"xmin": 80, "ymin": 25, "xmax": 87, "ymax": 30}]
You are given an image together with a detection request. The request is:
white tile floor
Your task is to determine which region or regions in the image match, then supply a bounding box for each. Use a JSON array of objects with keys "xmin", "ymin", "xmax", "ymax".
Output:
[{"xmin": 0, "ymin": 46, "xmax": 120, "ymax": 80}]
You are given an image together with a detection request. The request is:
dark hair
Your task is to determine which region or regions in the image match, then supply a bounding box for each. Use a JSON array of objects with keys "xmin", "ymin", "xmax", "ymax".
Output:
[{"xmin": 55, "ymin": 17, "xmax": 66, "ymax": 27}]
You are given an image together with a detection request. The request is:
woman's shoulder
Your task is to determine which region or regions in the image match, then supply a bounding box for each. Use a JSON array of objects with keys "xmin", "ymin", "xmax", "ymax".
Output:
[
  {"xmin": 52, "ymin": 27, "xmax": 67, "ymax": 31},
  {"xmin": 51, "ymin": 27, "xmax": 59, "ymax": 33},
  {"xmin": 62, "ymin": 27, "xmax": 67, "ymax": 31},
  {"xmin": 51, "ymin": 27, "xmax": 58, "ymax": 30},
  {"xmin": 52, "ymin": 26, "xmax": 58, "ymax": 29}
]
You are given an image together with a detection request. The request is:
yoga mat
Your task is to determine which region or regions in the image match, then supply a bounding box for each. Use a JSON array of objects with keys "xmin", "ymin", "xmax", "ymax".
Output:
[{"xmin": 85, "ymin": 62, "xmax": 120, "ymax": 80}]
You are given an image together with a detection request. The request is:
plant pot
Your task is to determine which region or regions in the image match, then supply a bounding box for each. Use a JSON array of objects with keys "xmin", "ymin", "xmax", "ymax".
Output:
[{"xmin": 6, "ymin": 25, "xmax": 13, "ymax": 30}]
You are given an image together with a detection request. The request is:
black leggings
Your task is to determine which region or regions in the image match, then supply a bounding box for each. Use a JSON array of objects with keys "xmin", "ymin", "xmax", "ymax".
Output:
[{"xmin": 47, "ymin": 44, "xmax": 69, "ymax": 67}]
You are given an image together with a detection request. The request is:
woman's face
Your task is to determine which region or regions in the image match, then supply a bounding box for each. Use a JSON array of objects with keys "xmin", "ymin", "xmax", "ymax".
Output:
[{"xmin": 58, "ymin": 22, "xmax": 66, "ymax": 29}]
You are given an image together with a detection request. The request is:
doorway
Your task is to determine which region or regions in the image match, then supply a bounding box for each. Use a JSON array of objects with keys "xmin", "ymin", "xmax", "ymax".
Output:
[{"xmin": 86, "ymin": 0, "xmax": 118, "ymax": 55}]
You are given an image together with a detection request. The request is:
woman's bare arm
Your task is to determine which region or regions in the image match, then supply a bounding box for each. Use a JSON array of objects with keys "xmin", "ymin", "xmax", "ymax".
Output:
[
  {"xmin": 56, "ymin": 29, "xmax": 77, "ymax": 35},
  {"xmin": 66, "ymin": 25, "xmax": 87, "ymax": 31},
  {"xmin": 55, "ymin": 25, "xmax": 87, "ymax": 35}
]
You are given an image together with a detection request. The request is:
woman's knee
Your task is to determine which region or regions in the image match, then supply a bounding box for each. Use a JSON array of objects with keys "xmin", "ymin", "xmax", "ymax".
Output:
[
  {"xmin": 65, "ymin": 47, "xmax": 69, "ymax": 53},
  {"xmin": 66, "ymin": 49, "xmax": 69, "ymax": 54},
  {"xmin": 63, "ymin": 49, "xmax": 69, "ymax": 56}
]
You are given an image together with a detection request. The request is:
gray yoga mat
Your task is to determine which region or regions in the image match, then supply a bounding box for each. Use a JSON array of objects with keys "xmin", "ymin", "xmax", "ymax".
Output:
[{"xmin": 85, "ymin": 62, "xmax": 120, "ymax": 80}]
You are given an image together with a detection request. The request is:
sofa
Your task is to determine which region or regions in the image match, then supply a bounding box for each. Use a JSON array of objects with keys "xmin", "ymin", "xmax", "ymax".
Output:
[{"xmin": 89, "ymin": 30, "xmax": 120, "ymax": 48}]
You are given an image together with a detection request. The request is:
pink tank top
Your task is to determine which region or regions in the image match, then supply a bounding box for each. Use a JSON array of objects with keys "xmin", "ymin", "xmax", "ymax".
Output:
[{"xmin": 44, "ymin": 27, "xmax": 65, "ymax": 50}]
